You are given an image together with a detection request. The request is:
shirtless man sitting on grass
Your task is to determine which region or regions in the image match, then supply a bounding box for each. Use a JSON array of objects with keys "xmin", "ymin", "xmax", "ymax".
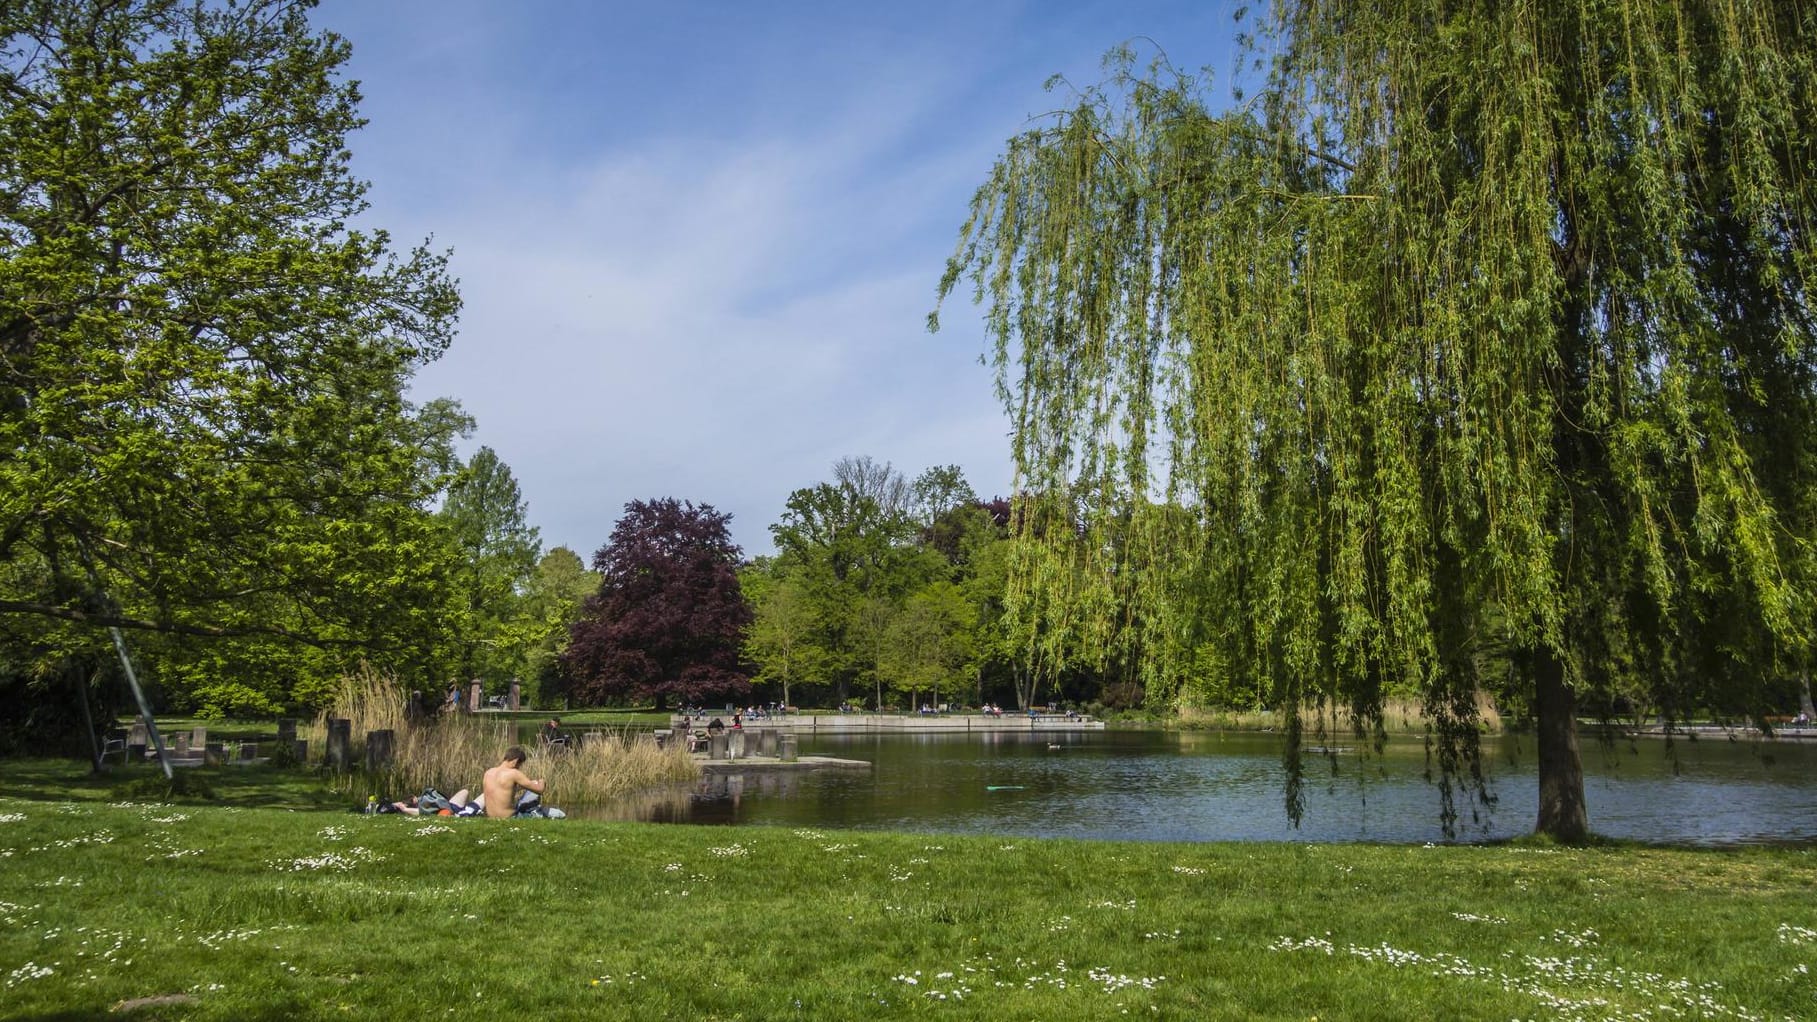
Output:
[{"xmin": 482, "ymin": 746, "xmax": 545, "ymax": 819}]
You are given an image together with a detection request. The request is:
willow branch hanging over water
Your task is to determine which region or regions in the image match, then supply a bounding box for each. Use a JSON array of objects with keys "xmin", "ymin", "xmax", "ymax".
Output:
[{"xmin": 934, "ymin": 4, "xmax": 1817, "ymax": 840}]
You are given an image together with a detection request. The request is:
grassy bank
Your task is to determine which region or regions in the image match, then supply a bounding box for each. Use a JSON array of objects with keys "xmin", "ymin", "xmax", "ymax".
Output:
[
  {"xmin": 0, "ymin": 767, "xmax": 1812, "ymax": 1020},
  {"xmin": 1173, "ymin": 695, "xmax": 1506, "ymax": 735}
]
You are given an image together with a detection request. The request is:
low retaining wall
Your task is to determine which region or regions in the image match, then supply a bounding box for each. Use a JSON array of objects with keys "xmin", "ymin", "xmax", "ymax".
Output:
[{"xmin": 672, "ymin": 713, "xmax": 1103, "ymax": 735}]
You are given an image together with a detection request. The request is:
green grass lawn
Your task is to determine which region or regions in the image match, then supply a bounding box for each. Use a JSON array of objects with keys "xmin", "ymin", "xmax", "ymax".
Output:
[{"xmin": 1, "ymin": 760, "xmax": 1813, "ymax": 1021}]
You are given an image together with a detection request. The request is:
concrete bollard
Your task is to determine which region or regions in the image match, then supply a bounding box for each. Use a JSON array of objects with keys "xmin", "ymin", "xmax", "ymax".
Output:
[
  {"xmin": 174, "ymin": 733, "xmax": 191, "ymax": 757},
  {"xmin": 365, "ymin": 728, "xmax": 394, "ymax": 772},
  {"xmin": 326, "ymin": 717, "xmax": 352, "ymax": 771},
  {"xmin": 757, "ymin": 729, "xmax": 777, "ymax": 757},
  {"xmin": 277, "ymin": 719, "xmax": 297, "ymax": 744},
  {"xmin": 293, "ymin": 739, "xmax": 309, "ymax": 762},
  {"xmin": 779, "ymin": 733, "xmax": 798, "ymax": 762},
  {"xmin": 729, "ymin": 730, "xmax": 746, "ymax": 759},
  {"xmin": 708, "ymin": 732, "xmax": 729, "ymax": 760}
]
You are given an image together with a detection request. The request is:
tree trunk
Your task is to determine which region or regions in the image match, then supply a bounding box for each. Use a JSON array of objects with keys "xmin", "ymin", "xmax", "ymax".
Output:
[
  {"xmin": 1014, "ymin": 666, "xmax": 1037, "ymax": 710},
  {"xmin": 74, "ymin": 665, "xmax": 102, "ymax": 772},
  {"xmin": 1534, "ymin": 649, "xmax": 1589, "ymax": 843},
  {"xmin": 1800, "ymin": 671, "xmax": 1814, "ymax": 721}
]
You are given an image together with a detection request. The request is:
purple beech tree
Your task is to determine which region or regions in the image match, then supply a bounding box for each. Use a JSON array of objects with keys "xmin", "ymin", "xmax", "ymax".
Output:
[{"xmin": 563, "ymin": 499, "xmax": 752, "ymax": 710}]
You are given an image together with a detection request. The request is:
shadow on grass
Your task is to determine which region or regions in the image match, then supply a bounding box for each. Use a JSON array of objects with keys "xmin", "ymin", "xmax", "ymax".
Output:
[
  {"xmin": 3, "ymin": 757, "xmax": 349, "ymax": 812},
  {"xmin": 14, "ymin": 1005, "xmax": 312, "ymax": 1022}
]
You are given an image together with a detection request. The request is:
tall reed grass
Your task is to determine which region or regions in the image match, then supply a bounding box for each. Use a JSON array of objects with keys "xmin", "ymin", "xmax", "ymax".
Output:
[{"xmin": 314, "ymin": 668, "xmax": 698, "ymax": 806}]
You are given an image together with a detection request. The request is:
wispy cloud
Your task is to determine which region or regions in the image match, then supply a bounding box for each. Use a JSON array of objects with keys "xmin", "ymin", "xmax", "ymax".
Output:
[
  {"xmin": 317, "ymin": 0, "xmax": 1242, "ymax": 555},
  {"xmin": 405, "ymin": 118, "xmax": 1008, "ymax": 556}
]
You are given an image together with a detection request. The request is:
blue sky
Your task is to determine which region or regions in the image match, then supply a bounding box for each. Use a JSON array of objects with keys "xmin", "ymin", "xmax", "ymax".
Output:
[{"xmin": 309, "ymin": 1, "xmax": 1245, "ymax": 557}]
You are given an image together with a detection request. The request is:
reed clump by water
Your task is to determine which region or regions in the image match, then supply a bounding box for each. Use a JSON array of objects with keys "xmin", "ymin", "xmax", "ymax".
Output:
[
  {"xmin": 315, "ymin": 669, "xmax": 698, "ymax": 805},
  {"xmin": 540, "ymin": 731, "xmax": 699, "ymax": 804}
]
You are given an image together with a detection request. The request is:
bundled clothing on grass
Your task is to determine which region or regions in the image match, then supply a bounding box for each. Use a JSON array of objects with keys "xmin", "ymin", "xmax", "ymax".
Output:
[{"xmin": 372, "ymin": 787, "xmax": 563, "ymax": 818}]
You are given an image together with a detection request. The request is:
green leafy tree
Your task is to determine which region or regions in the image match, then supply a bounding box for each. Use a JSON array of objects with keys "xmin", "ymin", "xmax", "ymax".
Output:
[
  {"xmin": 936, "ymin": 7, "xmax": 1817, "ymax": 841},
  {"xmin": 520, "ymin": 547, "xmax": 600, "ymax": 708},
  {"xmin": 740, "ymin": 562, "xmax": 826, "ymax": 711},
  {"xmin": 439, "ymin": 446, "xmax": 540, "ymax": 691},
  {"xmin": 0, "ymin": 0, "xmax": 465, "ymax": 731},
  {"xmin": 910, "ymin": 465, "xmax": 978, "ymax": 532},
  {"xmin": 884, "ymin": 580, "xmax": 975, "ymax": 711},
  {"xmin": 853, "ymin": 595, "xmax": 898, "ymax": 712},
  {"xmin": 769, "ymin": 458, "xmax": 935, "ymax": 702}
]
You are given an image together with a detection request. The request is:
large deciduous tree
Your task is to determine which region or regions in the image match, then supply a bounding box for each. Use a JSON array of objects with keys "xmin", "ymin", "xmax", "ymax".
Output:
[
  {"xmin": 563, "ymin": 499, "xmax": 752, "ymax": 709},
  {"xmin": 439, "ymin": 446, "xmax": 540, "ymax": 689},
  {"xmin": 0, "ymin": 0, "xmax": 465, "ymax": 740},
  {"xmin": 768, "ymin": 457, "xmax": 944, "ymax": 705},
  {"xmin": 520, "ymin": 547, "xmax": 600, "ymax": 708},
  {"xmin": 740, "ymin": 563, "xmax": 825, "ymax": 712},
  {"xmin": 936, "ymin": 6, "xmax": 1817, "ymax": 841}
]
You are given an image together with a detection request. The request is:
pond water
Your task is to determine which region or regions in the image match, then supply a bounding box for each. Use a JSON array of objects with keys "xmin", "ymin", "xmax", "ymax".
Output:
[{"xmin": 585, "ymin": 729, "xmax": 1817, "ymax": 846}]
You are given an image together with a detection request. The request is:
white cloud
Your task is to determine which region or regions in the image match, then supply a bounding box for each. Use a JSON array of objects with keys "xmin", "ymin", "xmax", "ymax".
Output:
[
  {"xmin": 405, "ymin": 119, "xmax": 1010, "ymax": 556},
  {"xmin": 317, "ymin": 0, "xmax": 1242, "ymax": 556}
]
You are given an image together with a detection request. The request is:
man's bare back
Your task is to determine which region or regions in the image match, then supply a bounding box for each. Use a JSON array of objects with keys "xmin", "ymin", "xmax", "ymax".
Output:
[{"xmin": 482, "ymin": 746, "xmax": 544, "ymax": 819}]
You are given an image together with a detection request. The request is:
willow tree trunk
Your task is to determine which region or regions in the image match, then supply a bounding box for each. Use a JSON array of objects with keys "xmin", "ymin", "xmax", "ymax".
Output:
[{"xmin": 1534, "ymin": 649, "xmax": 1588, "ymax": 842}]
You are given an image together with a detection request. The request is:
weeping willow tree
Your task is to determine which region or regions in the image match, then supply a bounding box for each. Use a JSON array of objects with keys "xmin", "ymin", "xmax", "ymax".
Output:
[{"xmin": 934, "ymin": 3, "xmax": 1817, "ymax": 841}]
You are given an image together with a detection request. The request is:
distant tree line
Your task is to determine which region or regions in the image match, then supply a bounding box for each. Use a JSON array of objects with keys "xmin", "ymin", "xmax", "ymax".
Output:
[{"xmin": 551, "ymin": 457, "xmax": 1166, "ymax": 717}]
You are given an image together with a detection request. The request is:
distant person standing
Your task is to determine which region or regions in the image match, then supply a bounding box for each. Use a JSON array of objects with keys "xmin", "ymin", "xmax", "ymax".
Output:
[{"xmin": 482, "ymin": 746, "xmax": 545, "ymax": 819}]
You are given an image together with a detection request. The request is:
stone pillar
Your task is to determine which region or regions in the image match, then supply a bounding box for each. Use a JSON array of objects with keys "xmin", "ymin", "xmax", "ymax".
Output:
[
  {"xmin": 728, "ymin": 731, "xmax": 746, "ymax": 759},
  {"xmin": 277, "ymin": 719, "xmax": 297, "ymax": 746},
  {"xmin": 365, "ymin": 729, "xmax": 394, "ymax": 772},
  {"xmin": 708, "ymin": 732, "xmax": 729, "ymax": 760},
  {"xmin": 469, "ymin": 680, "xmax": 483, "ymax": 713},
  {"xmin": 174, "ymin": 732, "xmax": 191, "ymax": 757},
  {"xmin": 757, "ymin": 729, "xmax": 776, "ymax": 757},
  {"xmin": 190, "ymin": 727, "xmax": 208, "ymax": 751},
  {"xmin": 292, "ymin": 739, "xmax": 309, "ymax": 761},
  {"xmin": 326, "ymin": 717, "xmax": 352, "ymax": 771},
  {"xmin": 508, "ymin": 679, "xmax": 521, "ymax": 712},
  {"xmin": 779, "ymin": 733, "xmax": 798, "ymax": 762}
]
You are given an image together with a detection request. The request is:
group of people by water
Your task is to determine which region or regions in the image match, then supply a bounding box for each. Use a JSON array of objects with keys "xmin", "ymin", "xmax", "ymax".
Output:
[{"xmin": 823, "ymin": 701, "xmax": 1082, "ymax": 718}]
